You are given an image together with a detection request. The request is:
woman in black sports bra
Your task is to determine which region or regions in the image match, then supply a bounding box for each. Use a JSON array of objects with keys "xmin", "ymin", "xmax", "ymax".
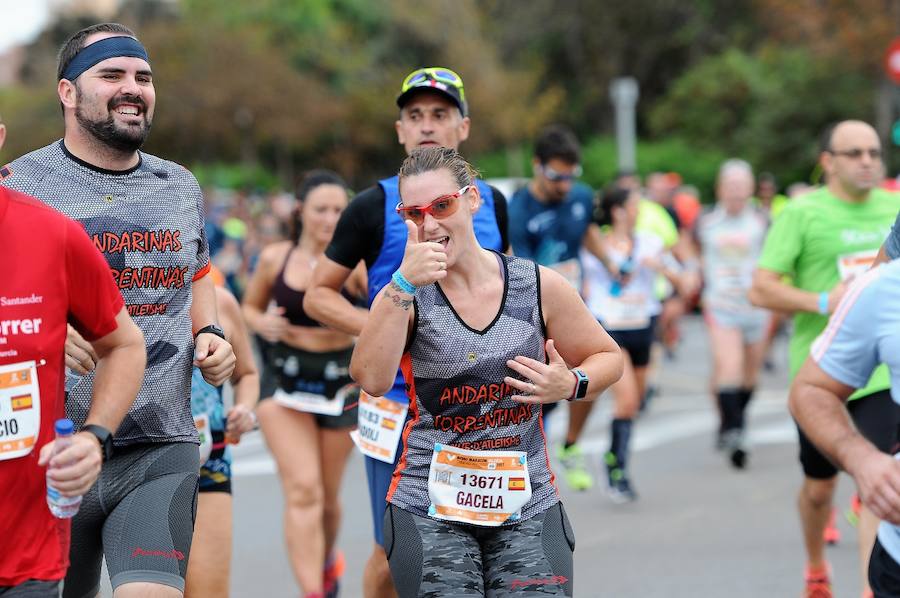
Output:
[{"xmin": 242, "ymin": 170, "xmax": 366, "ymax": 598}]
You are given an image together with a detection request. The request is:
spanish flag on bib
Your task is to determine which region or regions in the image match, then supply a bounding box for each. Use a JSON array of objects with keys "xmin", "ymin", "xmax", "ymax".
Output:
[{"xmin": 509, "ymin": 477, "xmax": 526, "ymax": 491}]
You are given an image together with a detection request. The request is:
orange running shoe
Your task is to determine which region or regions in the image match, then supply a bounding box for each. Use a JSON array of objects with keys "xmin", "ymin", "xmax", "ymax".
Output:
[
  {"xmin": 823, "ymin": 508, "xmax": 841, "ymax": 545},
  {"xmin": 323, "ymin": 550, "xmax": 346, "ymax": 598},
  {"xmin": 803, "ymin": 563, "xmax": 833, "ymax": 598}
]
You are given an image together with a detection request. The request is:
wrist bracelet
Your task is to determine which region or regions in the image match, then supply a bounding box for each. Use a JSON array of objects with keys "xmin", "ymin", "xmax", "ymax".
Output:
[
  {"xmin": 391, "ymin": 270, "xmax": 417, "ymax": 295},
  {"xmin": 817, "ymin": 291, "xmax": 829, "ymax": 315}
]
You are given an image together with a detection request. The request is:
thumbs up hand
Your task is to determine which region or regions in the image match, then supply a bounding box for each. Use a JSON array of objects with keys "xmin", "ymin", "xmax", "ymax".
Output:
[
  {"xmin": 505, "ymin": 339, "xmax": 580, "ymax": 404},
  {"xmin": 397, "ymin": 219, "xmax": 448, "ymax": 288}
]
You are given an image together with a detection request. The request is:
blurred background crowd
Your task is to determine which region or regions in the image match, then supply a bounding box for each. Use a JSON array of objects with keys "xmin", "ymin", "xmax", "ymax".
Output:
[{"xmin": 3, "ymin": 0, "xmax": 900, "ymax": 297}]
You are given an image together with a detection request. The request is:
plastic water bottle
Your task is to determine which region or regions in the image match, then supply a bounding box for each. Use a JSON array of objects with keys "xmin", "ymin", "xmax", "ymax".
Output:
[
  {"xmin": 609, "ymin": 258, "xmax": 634, "ymax": 298},
  {"xmin": 64, "ymin": 368, "xmax": 85, "ymax": 392},
  {"xmin": 46, "ymin": 418, "xmax": 83, "ymax": 519}
]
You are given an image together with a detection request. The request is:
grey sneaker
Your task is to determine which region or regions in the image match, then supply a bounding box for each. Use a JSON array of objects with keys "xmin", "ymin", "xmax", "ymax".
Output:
[
  {"xmin": 605, "ymin": 461, "xmax": 638, "ymax": 503},
  {"xmin": 722, "ymin": 429, "xmax": 748, "ymax": 469}
]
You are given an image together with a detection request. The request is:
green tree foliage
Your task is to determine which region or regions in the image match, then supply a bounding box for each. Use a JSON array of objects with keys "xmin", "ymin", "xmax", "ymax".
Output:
[
  {"xmin": 167, "ymin": 0, "xmax": 560, "ymax": 185},
  {"xmin": 139, "ymin": 18, "xmax": 342, "ymax": 173},
  {"xmin": 0, "ymin": 0, "xmax": 895, "ymax": 191},
  {"xmin": 484, "ymin": 0, "xmax": 760, "ymax": 133},
  {"xmin": 649, "ymin": 46, "xmax": 874, "ymax": 185},
  {"xmin": 0, "ymin": 86, "xmax": 59, "ymax": 163},
  {"xmin": 1, "ymin": 0, "xmax": 560, "ymax": 188},
  {"xmin": 755, "ymin": 0, "xmax": 898, "ymax": 75}
]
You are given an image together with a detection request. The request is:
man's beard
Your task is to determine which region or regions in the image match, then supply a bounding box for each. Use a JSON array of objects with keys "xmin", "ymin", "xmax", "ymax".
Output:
[{"xmin": 75, "ymin": 92, "xmax": 152, "ymax": 153}]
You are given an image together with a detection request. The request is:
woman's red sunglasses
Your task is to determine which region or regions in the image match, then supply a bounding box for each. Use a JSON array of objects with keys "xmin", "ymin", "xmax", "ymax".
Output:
[{"xmin": 396, "ymin": 185, "xmax": 472, "ymax": 226}]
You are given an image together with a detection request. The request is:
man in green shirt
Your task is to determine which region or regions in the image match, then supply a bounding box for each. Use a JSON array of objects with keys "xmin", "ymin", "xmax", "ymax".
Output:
[{"xmin": 750, "ymin": 120, "xmax": 900, "ymax": 598}]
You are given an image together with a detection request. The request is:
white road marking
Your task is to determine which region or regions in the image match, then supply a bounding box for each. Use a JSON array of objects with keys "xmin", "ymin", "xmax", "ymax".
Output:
[
  {"xmin": 545, "ymin": 394, "xmax": 793, "ymax": 454},
  {"xmin": 233, "ymin": 457, "xmax": 278, "ymax": 476},
  {"xmin": 232, "ymin": 394, "xmax": 796, "ymax": 478}
]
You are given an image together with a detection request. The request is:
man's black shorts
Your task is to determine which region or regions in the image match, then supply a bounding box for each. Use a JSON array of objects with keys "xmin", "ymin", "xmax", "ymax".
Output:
[
  {"xmin": 869, "ymin": 538, "xmax": 900, "ymax": 597},
  {"xmin": 797, "ymin": 389, "xmax": 899, "ymax": 480}
]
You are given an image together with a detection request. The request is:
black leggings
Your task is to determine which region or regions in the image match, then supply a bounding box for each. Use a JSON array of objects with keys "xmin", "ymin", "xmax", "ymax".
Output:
[{"xmin": 383, "ymin": 502, "xmax": 575, "ymax": 597}]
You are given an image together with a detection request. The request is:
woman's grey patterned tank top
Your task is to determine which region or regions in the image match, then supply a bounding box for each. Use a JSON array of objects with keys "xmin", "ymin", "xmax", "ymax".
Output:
[{"xmin": 386, "ymin": 253, "xmax": 559, "ymax": 522}]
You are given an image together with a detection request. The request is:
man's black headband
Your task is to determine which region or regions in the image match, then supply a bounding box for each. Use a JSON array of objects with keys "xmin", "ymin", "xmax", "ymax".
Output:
[{"xmin": 62, "ymin": 36, "xmax": 150, "ymax": 81}]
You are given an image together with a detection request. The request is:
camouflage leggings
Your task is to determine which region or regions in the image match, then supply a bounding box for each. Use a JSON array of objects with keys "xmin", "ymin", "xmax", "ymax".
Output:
[{"xmin": 383, "ymin": 503, "xmax": 574, "ymax": 597}]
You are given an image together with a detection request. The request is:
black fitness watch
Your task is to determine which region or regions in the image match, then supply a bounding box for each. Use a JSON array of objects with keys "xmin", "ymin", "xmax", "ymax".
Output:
[
  {"xmin": 194, "ymin": 324, "xmax": 226, "ymax": 341},
  {"xmin": 81, "ymin": 424, "xmax": 114, "ymax": 461},
  {"xmin": 567, "ymin": 369, "xmax": 589, "ymax": 402}
]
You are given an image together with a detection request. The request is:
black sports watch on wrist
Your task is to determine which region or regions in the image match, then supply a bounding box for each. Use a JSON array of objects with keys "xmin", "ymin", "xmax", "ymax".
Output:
[
  {"xmin": 195, "ymin": 324, "xmax": 226, "ymax": 341},
  {"xmin": 567, "ymin": 369, "xmax": 590, "ymax": 402},
  {"xmin": 81, "ymin": 424, "xmax": 113, "ymax": 461}
]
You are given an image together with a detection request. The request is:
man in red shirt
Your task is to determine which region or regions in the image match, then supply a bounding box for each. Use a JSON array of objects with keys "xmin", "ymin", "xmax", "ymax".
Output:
[{"xmin": 0, "ymin": 117, "xmax": 146, "ymax": 597}]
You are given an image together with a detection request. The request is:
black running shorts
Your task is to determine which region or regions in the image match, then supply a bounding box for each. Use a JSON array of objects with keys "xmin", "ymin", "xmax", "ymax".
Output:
[
  {"xmin": 62, "ymin": 442, "xmax": 199, "ymax": 598},
  {"xmin": 797, "ymin": 389, "xmax": 899, "ymax": 480},
  {"xmin": 607, "ymin": 318, "xmax": 657, "ymax": 368},
  {"xmin": 259, "ymin": 343, "xmax": 358, "ymax": 429},
  {"xmin": 869, "ymin": 538, "xmax": 900, "ymax": 598}
]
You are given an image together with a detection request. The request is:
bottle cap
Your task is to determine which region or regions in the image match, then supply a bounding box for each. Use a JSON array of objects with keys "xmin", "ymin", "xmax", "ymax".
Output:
[{"xmin": 54, "ymin": 418, "xmax": 75, "ymax": 435}]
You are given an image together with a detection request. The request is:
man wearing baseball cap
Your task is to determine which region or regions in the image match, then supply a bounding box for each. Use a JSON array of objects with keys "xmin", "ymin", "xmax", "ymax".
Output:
[{"xmin": 305, "ymin": 67, "xmax": 509, "ymax": 598}]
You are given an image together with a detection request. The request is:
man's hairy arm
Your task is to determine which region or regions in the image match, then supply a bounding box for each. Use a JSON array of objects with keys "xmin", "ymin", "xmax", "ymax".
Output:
[{"xmin": 304, "ymin": 257, "xmax": 369, "ymax": 335}]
